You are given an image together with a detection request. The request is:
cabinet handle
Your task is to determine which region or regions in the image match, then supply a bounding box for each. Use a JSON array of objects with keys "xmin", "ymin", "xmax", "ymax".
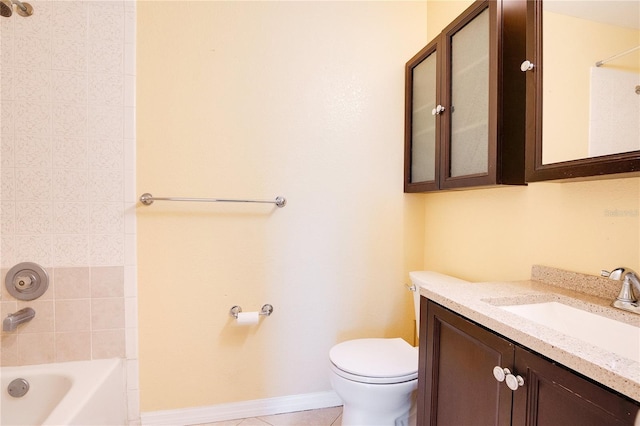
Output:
[
  {"xmin": 492, "ymin": 366, "xmax": 510, "ymax": 382},
  {"xmin": 505, "ymin": 373, "xmax": 525, "ymax": 391},
  {"xmin": 520, "ymin": 60, "xmax": 535, "ymax": 72},
  {"xmin": 493, "ymin": 366, "xmax": 525, "ymax": 391},
  {"xmin": 431, "ymin": 105, "xmax": 445, "ymax": 116}
]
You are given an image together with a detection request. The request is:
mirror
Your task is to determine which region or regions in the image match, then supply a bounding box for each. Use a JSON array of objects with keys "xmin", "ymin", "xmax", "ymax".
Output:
[{"xmin": 525, "ymin": 0, "xmax": 640, "ymax": 181}]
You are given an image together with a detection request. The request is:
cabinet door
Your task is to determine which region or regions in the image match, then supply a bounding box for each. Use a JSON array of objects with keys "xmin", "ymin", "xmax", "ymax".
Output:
[
  {"xmin": 440, "ymin": 0, "xmax": 496, "ymax": 189},
  {"xmin": 512, "ymin": 346, "xmax": 640, "ymax": 426},
  {"xmin": 405, "ymin": 39, "xmax": 441, "ymax": 192},
  {"xmin": 419, "ymin": 299, "xmax": 514, "ymax": 425}
]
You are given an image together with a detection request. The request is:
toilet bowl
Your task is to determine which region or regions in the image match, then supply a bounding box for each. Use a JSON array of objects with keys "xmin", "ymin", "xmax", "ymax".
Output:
[
  {"xmin": 329, "ymin": 338, "xmax": 418, "ymax": 426},
  {"xmin": 329, "ymin": 283, "xmax": 422, "ymax": 426},
  {"xmin": 329, "ymin": 272, "xmax": 470, "ymax": 425}
]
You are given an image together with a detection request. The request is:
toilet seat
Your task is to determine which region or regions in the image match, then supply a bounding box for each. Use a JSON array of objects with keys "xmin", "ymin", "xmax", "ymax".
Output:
[{"xmin": 329, "ymin": 338, "xmax": 418, "ymax": 384}]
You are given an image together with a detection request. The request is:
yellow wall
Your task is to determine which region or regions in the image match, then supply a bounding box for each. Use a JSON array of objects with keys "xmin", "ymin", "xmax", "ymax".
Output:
[
  {"xmin": 423, "ymin": 0, "xmax": 640, "ymax": 282},
  {"xmin": 137, "ymin": 1, "xmax": 428, "ymax": 411},
  {"xmin": 137, "ymin": 0, "xmax": 640, "ymax": 414},
  {"xmin": 423, "ymin": 178, "xmax": 640, "ymax": 282}
]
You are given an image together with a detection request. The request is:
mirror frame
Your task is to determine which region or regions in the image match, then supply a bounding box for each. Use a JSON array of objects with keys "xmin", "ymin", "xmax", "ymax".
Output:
[{"xmin": 524, "ymin": 0, "xmax": 640, "ymax": 182}]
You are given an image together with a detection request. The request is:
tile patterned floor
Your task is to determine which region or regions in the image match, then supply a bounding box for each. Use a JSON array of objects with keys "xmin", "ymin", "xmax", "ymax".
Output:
[{"xmin": 193, "ymin": 406, "xmax": 343, "ymax": 426}]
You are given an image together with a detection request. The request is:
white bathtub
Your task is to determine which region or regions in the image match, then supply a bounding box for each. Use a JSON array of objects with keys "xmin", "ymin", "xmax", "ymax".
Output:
[{"xmin": 1, "ymin": 358, "xmax": 126, "ymax": 425}]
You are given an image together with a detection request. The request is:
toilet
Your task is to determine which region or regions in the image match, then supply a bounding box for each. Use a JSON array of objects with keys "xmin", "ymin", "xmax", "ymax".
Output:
[{"xmin": 329, "ymin": 285, "xmax": 421, "ymax": 426}]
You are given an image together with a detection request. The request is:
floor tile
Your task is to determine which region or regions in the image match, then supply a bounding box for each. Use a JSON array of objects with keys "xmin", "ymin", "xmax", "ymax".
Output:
[{"xmin": 257, "ymin": 406, "xmax": 343, "ymax": 426}]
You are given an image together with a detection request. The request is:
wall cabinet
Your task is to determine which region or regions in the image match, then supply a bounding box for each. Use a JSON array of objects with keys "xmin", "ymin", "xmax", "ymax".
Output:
[
  {"xmin": 404, "ymin": 0, "xmax": 528, "ymax": 192},
  {"xmin": 418, "ymin": 298, "xmax": 640, "ymax": 425}
]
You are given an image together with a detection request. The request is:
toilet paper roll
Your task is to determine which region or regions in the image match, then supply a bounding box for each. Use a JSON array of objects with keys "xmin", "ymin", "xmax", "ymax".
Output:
[{"xmin": 236, "ymin": 311, "xmax": 260, "ymax": 325}]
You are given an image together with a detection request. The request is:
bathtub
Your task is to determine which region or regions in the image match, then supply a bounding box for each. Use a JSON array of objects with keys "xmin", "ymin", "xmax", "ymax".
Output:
[{"xmin": 1, "ymin": 358, "xmax": 126, "ymax": 425}]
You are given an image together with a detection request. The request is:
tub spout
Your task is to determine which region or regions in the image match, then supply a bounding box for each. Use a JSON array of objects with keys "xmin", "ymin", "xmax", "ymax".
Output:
[{"xmin": 3, "ymin": 307, "xmax": 35, "ymax": 332}]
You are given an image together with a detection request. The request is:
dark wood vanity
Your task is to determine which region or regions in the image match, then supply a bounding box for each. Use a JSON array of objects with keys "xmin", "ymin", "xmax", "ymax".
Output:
[{"xmin": 418, "ymin": 298, "xmax": 640, "ymax": 425}]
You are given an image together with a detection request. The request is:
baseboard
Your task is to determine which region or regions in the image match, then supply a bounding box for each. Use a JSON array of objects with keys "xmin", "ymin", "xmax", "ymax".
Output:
[{"xmin": 140, "ymin": 391, "xmax": 342, "ymax": 425}]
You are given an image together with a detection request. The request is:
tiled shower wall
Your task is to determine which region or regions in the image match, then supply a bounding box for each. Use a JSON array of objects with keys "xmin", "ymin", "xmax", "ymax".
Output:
[{"xmin": 0, "ymin": 0, "xmax": 138, "ymax": 422}]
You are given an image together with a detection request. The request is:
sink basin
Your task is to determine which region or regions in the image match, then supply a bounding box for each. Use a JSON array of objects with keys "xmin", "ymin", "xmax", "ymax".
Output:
[{"xmin": 500, "ymin": 302, "xmax": 640, "ymax": 363}]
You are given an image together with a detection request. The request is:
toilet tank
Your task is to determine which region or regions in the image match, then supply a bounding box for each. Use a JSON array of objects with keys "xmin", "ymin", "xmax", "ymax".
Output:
[{"xmin": 409, "ymin": 271, "xmax": 470, "ymax": 336}]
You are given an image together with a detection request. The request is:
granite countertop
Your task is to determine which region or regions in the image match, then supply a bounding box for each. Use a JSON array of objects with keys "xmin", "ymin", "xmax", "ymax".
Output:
[{"xmin": 413, "ymin": 266, "xmax": 640, "ymax": 402}]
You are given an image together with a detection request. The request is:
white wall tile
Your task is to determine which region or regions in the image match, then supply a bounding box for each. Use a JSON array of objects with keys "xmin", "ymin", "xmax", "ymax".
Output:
[
  {"xmin": 0, "ymin": 134, "xmax": 14, "ymax": 171},
  {"xmin": 14, "ymin": 134, "xmax": 51, "ymax": 168},
  {"xmin": 89, "ymin": 138, "xmax": 124, "ymax": 169},
  {"xmin": 52, "ymin": 71, "xmax": 88, "ymax": 105},
  {"xmin": 90, "ymin": 234, "xmax": 124, "ymax": 266},
  {"xmin": 1, "ymin": 166, "xmax": 16, "ymax": 201},
  {"xmin": 52, "ymin": 136, "xmax": 88, "ymax": 169},
  {"xmin": 0, "ymin": 27, "xmax": 15, "ymax": 69},
  {"xmin": 52, "ymin": 169, "xmax": 88, "ymax": 201},
  {"xmin": 1, "ymin": 235, "xmax": 16, "ymax": 268},
  {"xmin": 14, "ymin": 102, "xmax": 51, "ymax": 137},
  {"xmin": 51, "ymin": 37, "xmax": 87, "ymax": 72},
  {"xmin": 13, "ymin": 36, "xmax": 51, "ymax": 70},
  {"xmin": 13, "ymin": 234, "xmax": 52, "ymax": 266},
  {"xmin": 124, "ymin": 75, "xmax": 135, "ymax": 107},
  {"xmin": 90, "ymin": 202, "xmax": 124, "ymax": 234},
  {"xmin": 88, "ymin": 41, "xmax": 123, "ymax": 74},
  {"xmin": 89, "ymin": 105, "xmax": 124, "ymax": 139},
  {"xmin": 88, "ymin": 2, "xmax": 125, "ymax": 43},
  {"xmin": 15, "ymin": 201, "xmax": 53, "ymax": 234},
  {"xmin": 89, "ymin": 169, "xmax": 124, "ymax": 202},
  {"xmin": 53, "ymin": 202, "xmax": 90, "ymax": 234},
  {"xmin": 13, "ymin": 68, "xmax": 51, "ymax": 103},
  {"xmin": 52, "ymin": 104, "xmax": 88, "ymax": 138},
  {"xmin": 52, "ymin": 234, "xmax": 90, "ymax": 266},
  {"xmin": 1, "ymin": 102, "xmax": 16, "ymax": 135},
  {"xmin": 15, "ymin": 168, "xmax": 51, "ymax": 201},
  {"xmin": 124, "ymin": 107, "xmax": 135, "ymax": 139},
  {"xmin": 1, "ymin": 202, "xmax": 16, "ymax": 234},
  {"xmin": 89, "ymin": 73, "xmax": 124, "ymax": 106}
]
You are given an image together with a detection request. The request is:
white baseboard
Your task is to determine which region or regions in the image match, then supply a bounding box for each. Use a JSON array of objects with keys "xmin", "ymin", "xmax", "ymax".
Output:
[{"xmin": 140, "ymin": 391, "xmax": 342, "ymax": 426}]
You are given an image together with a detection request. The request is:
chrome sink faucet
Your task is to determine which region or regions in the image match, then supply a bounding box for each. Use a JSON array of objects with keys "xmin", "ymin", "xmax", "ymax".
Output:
[
  {"xmin": 2, "ymin": 307, "xmax": 36, "ymax": 332},
  {"xmin": 601, "ymin": 267, "xmax": 640, "ymax": 314}
]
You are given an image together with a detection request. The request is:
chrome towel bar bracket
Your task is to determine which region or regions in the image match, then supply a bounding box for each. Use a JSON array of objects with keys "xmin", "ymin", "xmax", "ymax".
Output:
[{"xmin": 139, "ymin": 193, "xmax": 286, "ymax": 208}]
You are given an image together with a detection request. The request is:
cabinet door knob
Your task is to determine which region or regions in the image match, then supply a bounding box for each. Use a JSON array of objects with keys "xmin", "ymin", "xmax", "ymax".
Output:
[
  {"xmin": 492, "ymin": 366, "xmax": 510, "ymax": 382},
  {"xmin": 520, "ymin": 60, "xmax": 535, "ymax": 72},
  {"xmin": 505, "ymin": 373, "xmax": 525, "ymax": 391},
  {"xmin": 431, "ymin": 105, "xmax": 445, "ymax": 116}
]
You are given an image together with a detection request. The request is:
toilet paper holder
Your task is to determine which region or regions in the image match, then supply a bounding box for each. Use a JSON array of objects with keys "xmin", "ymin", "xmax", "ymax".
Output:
[{"xmin": 229, "ymin": 304, "xmax": 274, "ymax": 319}]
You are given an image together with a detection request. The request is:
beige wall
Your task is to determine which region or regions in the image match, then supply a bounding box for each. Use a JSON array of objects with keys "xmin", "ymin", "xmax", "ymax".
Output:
[
  {"xmin": 137, "ymin": 1, "xmax": 427, "ymax": 411},
  {"xmin": 422, "ymin": 0, "xmax": 640, "ymax": 282}
]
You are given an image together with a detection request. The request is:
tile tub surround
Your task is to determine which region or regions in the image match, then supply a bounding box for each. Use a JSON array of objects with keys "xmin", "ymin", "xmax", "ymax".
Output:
[
  {"xmin": 413, "ymin": 267, "xmax": 640, "ymax": 402},
  {"xmin": 0, "ymin": 266, "xmax": 125, "ymax": 366}
]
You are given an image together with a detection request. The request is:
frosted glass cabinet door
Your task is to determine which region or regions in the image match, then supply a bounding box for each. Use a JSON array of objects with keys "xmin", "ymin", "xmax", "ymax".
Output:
[
  {"xmin": 411, "ymin": 52, "xmax": 438, "ymax": 182},
  {"xmin": 404, "ymin": 0, "xmax": 526, "ymax": 193},
  {"xmin": 449, "ymin": 8, "xmax": 490, "ymax": 178},
  {"xmin": 405, "ymin": 43, "xmax": 439, "ymax": 192}
]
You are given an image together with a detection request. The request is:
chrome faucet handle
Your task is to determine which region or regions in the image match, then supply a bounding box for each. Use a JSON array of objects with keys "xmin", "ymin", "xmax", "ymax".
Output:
[{"xmin": 601, "ymin": 268, "xmax": 627, "ymax": 280}]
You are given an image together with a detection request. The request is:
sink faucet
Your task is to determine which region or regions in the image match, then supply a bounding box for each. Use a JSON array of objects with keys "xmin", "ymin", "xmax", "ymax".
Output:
[
  {"xmin": 2, "ymin": 307, "xmax": 36, "ymax": 332},
  {"xmin": 601, "ymin": 267, "xmax": 640, "ymax": 314}
]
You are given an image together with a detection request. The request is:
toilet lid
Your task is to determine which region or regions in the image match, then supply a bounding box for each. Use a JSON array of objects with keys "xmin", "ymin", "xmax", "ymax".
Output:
[{"xmin": 329, "ymin": 338, "xmax": 418, "ymax": 380}]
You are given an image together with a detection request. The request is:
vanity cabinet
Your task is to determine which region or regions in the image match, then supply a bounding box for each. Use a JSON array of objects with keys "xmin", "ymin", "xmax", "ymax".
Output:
[
  {"xmin": 404, "ymin": 0, "xmax": 527, "ymax": 192},
  {"xmin": 418, "ymin": 298, "xmax": 640, "ymax": 425}
]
